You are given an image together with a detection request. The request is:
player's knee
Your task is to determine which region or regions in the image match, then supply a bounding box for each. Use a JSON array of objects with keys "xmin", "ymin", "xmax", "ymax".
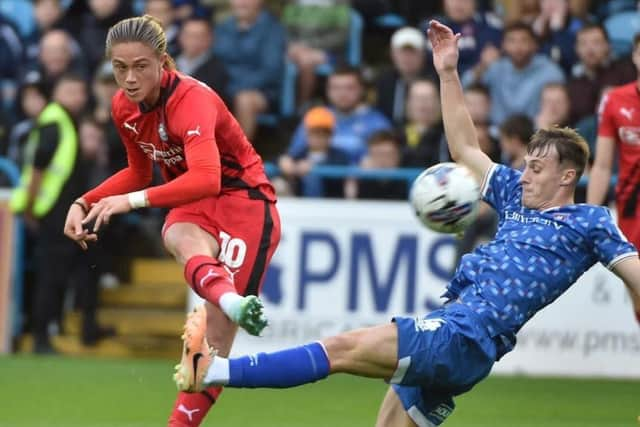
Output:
[{"xmin": 322, "ymin": 331, "xmax": 362, "ymax": 371}]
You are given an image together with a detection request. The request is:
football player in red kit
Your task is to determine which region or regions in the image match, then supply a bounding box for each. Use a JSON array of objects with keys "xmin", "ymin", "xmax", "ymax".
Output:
[
  {"xmin": 588, "ymin": 33, "xmax": 640, "ymax": 251},
  {"xmin": 63, "ymin": 15, "xmax": 281, "ymax": 427}
]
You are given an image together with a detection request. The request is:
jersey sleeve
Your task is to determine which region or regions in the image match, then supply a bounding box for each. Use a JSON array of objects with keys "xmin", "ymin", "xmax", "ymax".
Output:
[
  {"xmin": 481, "ymin": 163, "xmax": 522, "ymax": 214},
  {"xmin": 589, "ymin": 207, "xmax": 638, "ymax": 269},
  {"xmin": 82, "ymin": 107, "xmax": 153, "ymax": 205},
  {"xmin": 597, "ymin": 91, "xmax": 616, "ymax": 138},
  {"xmin": 145, "ymin": 86, "xmax": 221, "ymax": 207}
]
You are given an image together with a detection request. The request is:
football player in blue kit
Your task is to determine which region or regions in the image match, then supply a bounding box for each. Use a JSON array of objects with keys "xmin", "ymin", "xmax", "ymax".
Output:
[{"xmin": 173, "ymin": 20, "xmax": 640, "ymax": 427}]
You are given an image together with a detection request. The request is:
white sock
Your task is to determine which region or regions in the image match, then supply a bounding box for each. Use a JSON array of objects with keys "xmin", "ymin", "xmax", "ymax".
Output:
[
  {"xmin": 219, "ymin": 292, "xmax": 243, "ymax": 319},
  {"xmin": 203, "ymin": 356, "xmax": 230, "ymax": 386}
]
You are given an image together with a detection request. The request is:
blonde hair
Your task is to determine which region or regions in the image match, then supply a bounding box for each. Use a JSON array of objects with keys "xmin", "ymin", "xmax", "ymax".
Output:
[{"xmin": 105, "ymin": 14, "xmax": 176, "ymax": 70}]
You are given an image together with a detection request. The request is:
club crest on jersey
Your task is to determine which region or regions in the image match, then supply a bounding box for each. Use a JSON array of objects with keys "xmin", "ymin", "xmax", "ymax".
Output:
[{"xmin": 158, "ymin": 122, "xmax": 168, "ymax": 141}]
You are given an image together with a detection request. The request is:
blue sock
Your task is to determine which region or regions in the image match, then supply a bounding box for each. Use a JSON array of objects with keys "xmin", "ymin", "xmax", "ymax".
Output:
[{"xmin": 227, "ymin": 342, "xmax": 330, "ymax": 388}]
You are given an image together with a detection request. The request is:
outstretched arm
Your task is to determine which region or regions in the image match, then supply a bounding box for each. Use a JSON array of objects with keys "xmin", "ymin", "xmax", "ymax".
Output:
[
  {"xmin": 611, "ymin": 256, "xmax": 640, "ymax": 325},
  {"xmin": 428, "ymin": 20, "xmax": 493, "ymax": 182}
]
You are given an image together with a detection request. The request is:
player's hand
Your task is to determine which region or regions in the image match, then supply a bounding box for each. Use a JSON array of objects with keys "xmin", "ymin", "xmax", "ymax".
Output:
[
  {"xmin": 63, "ymin": 201, "xmax": 97, "ymax": 250},
  {"xmin": 427, "ymin": 20, "xmax": 461, "ymax": 76},
  {"xmin": 82, "ymin": 194, "xmax": 132, "ymax": 233}
]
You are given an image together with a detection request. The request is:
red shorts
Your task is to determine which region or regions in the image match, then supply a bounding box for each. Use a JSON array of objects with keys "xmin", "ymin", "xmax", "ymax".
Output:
[{"xmin": 163, "ymin": 192, "xmax": 281, "ymax": 296}]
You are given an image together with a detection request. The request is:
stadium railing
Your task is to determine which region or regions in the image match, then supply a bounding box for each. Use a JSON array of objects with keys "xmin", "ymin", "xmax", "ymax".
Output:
[
  {"xmin": 263, "ymin": 163, "xmax": 602, "ymax": 188},
  {"xmin": 0, "ymin": 157, "xmax": 24, "ymax": 341}
]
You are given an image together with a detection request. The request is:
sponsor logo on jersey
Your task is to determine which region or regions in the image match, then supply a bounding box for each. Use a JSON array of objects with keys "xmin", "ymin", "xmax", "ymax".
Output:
[
  {"xmin": 618, "ymin": 126, "xmax": 640, "ymax": 146},
  {"xmin": 505, "ymin": 210, "xmax": 562, "ymax": 230},
  {"xmin": 136, "ymin": 141, "xmax": 184, "ymax": 166}
]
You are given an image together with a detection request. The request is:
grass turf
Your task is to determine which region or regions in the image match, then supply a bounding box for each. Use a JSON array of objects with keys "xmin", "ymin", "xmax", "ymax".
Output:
[{"xmin": 0, "ymin": 355, "xmax": 637, "ymax": 426}]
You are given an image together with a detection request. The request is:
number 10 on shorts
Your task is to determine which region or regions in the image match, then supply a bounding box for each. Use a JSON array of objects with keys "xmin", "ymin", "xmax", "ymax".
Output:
[{"xmin": 218, "ymin": 231, "xmax": 247, "ymax": 268}]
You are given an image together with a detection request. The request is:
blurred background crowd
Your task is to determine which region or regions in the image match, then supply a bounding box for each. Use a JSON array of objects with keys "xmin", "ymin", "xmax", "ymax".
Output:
[{"xmin": 1, "ymin": 0, "xmax": 638, "ymax": 353}]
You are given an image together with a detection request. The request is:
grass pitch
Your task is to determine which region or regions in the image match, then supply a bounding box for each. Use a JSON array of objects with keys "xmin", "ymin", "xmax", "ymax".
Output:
[{"xmin": 0, "ymin": 355, "xmax": 637, "ymax": 427}]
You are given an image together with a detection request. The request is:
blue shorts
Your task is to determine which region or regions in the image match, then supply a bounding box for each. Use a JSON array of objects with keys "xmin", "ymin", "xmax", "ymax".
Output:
[{"xmin": 390, "ymin": 303, "xmax": 497, "ymax": 426}]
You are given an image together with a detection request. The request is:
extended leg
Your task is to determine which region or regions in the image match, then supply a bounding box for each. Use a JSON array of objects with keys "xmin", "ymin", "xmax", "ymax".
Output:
[{"xmin": 174, "ymin": 323, "xmax": 400, "ymax": 391}]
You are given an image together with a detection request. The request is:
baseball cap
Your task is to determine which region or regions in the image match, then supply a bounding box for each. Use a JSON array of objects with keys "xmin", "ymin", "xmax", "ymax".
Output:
[
  {"xmin": 304, "ymin": 106, "xmax": 335, "ymax": 131},
  {"xmin": 391, "ymin": 27, "xmax": 425, "ymax": 50}
]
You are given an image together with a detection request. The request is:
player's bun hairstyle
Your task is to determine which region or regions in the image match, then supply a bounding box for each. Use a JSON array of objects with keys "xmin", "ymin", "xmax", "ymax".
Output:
[
  {"xmin": 527, "ymin": 126, "xmax": 590, "ymax": 182},
  {"xmin": 105, "ymin": 14, "xmax": 176, "ymax": 71}
]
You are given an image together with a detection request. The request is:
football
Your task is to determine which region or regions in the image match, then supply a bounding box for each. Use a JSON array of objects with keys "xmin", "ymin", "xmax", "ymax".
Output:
[{"xmin": 410, "ymin": 162, "xmax": 480, "ymax": 234}]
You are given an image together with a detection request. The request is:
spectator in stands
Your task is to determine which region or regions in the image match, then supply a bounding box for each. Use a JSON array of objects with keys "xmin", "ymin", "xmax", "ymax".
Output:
[
  {"xmin": 145, "ymin": 0, "xmax": 180, "ymax": 55},
  {"xmin": 350, "ymin": 0, "xmax": 438, "ymax": 27},
  {"xmin": 75, "ymin": 115, "xmax": 116, "ymax": 346},
  {"xmin": 592, "ymin": 0, "xmax": 637, "ymax": 21},
  {"xmin": 462, "ymin": 21, "xmax": 565, "ymax": 125},
  {"xmin": 0, "ymin": 111, "xmax": 10, "ymax": 161},
  {"xmin": 399, "ymin": 79, "xmax": 447, "ymax": 168},
  {"xmin": 455, "ymin": 119, "xmax": 499, "ymax": 263},
  {"xmin": 91, "ymin": 61, "xmax": 126, "ymax": 173},
  {"xmin": 176, "ymin": 16, "xmax": 228, "ymax": 104},
  {"xmin": 23, "ymin": 0, "xmax": 64, "ymax": 70},
  {"xmin": 288, "ymin": 66, "xmax": 392, "ymax": 163},
  {"xmin": 474, "ymin": 119, "xmax": 500, "ymax": 162},
  {"xmin": 78, "ymin": 116, "xmax": 109, "ymax": 189},
  {"xmin": 498, "ymin": 114, "xmax": 534, "ymax": 170},
  {"xmin": 535, "ymin": 82, "xmax": 571, "ymax": 129},
  {"xmin": 33, "ymin": 29, "xmax": 87, "ymax": 88},
  {"xmin": 282, "ymin": 0, "xmax": 351, "ymax": 108},
  {"xmin": 74, "ymin": 0, "xmax": 132, "ymax": 76},
  {"xmin": 10, "ymin": 74, "xmax": 90, "ymax": 354},
  {"xmin": 568, "ymin": 23, "xmax": 636, "ymax": 125},
  {"xmin": 6, "ymin": 72, "xmax": 49, "ymax": 165},
  {"xmin": 530, "ymin": 0, "xmax": 581, "ymax": 74},
  {"xmin": 427, "ymin": 0, "xmax": 503, "ymax": 75},
  {"xmin": 172, "ymin": 0, "xmax": 215, "ymax": 22},
  {"xmin": 0, "ymin": 15, "xmax": 24, "ymax": 115},
  {"xmin": 464, "ymin": 83, "xmax": 492, "ymax": 126},
  {"xmin": 213, "ymin": 0, "xmax": 286, "ymax": 141},
  {"xmin": 375, "ymin": 26, "xmax": 432, "ymax": 125},
  {"xmin": 499, "ymin": 0, "xmax": 540, "ymax": 24},
  {"xmin": 277, "ymin": 106, "xmax": 350, "ymax": 197},
  {"xmin": 345, "ymin": 130, "xmax": 408, "ymax": 200}
]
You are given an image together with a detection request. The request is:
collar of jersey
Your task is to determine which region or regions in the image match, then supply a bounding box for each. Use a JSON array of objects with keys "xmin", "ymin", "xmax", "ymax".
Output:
[{"xmin": 138, "ymin": 69, "xmax": 173, "ymax": 114}]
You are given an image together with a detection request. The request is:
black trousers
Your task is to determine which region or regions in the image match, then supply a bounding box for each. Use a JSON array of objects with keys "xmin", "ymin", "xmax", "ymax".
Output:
[{"xmin": 31, "ymin": 225, "xmax": 100, "ymax": 345}]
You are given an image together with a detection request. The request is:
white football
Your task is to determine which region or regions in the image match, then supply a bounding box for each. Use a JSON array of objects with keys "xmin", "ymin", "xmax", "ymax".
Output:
[{"xmin": 410, "ymin": 162, "xmax": 480, "ymax": 234}]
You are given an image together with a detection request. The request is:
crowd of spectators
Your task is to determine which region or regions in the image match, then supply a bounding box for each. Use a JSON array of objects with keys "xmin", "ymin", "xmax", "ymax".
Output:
[{"xmin": 2, "ymin": 0, "xmax": 637, "ymax": 201}]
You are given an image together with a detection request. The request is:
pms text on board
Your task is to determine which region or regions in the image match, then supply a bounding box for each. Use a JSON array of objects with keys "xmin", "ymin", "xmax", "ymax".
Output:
[{"xmin": 261, "ymin": 231, "xmax": 457, "ymax": 315}]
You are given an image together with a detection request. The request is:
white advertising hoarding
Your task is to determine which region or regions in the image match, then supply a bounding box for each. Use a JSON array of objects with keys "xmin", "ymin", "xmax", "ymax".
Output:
[{"xmin": 190, "ymin": 198, "xmax": 640, "ymax": 378}]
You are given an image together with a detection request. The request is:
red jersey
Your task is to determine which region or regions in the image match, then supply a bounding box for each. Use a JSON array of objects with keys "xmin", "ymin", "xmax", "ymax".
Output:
[
  {"xmin": 83, "ymin": 69, "xmax": 275, "ymax": 207},
  {"xmin": 598, "ymin": 82, "xmax": 640, "ymax": 215}
]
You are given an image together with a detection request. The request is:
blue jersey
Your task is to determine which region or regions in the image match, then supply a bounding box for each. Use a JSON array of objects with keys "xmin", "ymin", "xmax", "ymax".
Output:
[{"xmin": 446, "ymin": 164, "xmax": 637, "ymax": 341}]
